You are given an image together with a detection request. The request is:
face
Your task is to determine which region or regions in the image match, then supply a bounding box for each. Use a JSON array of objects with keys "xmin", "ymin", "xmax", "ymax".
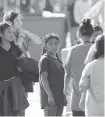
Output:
[
  {"xmin": 92, "ymin": 30, "xmax": 103, "ymax": 42},
  {"xmin": 45, "ymin": 38, "xmax": 60, "ymax": 54},
  {"xmin": 13, "ymin": 15, "xmax": 22, "ymax": 30},
  {"xmin": 3, "ymin": 26, "xmax": 14, "ymax": 42}
]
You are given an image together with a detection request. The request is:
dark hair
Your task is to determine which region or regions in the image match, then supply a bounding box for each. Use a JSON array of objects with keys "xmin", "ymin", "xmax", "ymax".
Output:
[
  {"xmin": 3, "ymin": 11, "xmax": 19, "ymax": 24},
  {"xmin": 0, "ymin": 22, "xmax": 11, "ymax": 43},
  {"xmin": 94, "ymin": 34, "xmax": 104, "ymax": 59},
  {"xmin": 93, "ymin": 25, "xmax": 103, "ymax": 33},
  {"xmin": 0, "ymin": 22, "xmax": 11, "ymax": 34},
  {"xmin": 42, "ymin": 33, "xmax": 62, "ymax": 63},
  {"xmin": 78, "ymin": 18, "xmax": 93, "ymax": 37}
]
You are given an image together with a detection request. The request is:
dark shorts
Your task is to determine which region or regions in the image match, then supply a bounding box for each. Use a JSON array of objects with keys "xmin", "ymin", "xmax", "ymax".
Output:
[
  {"xmin": 72, "ymin": 110, "xmax": 85, "ymax": 116},
  {"xmin": 44, "ymin": 105, "xmax": 64, "ymax": 116},
  {"xmin": 0, "ymin": 76, "xmax": 29, "ymax": 116}
]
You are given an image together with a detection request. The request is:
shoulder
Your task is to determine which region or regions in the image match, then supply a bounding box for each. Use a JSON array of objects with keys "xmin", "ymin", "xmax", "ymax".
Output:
[
  {"xmin": 39, "ymin": 54, "xmax": 50, "ymax": 63},
  {"xmin": 89, "ymin": 44, "xmax": 95, "ymax": 51},
  {"xmin": 85, "ymin": 60, "xmax": 97, "ymax": 71},
  {"xmin": 70, "ymin": 44, "xmax": 82, "ymax": 53}
]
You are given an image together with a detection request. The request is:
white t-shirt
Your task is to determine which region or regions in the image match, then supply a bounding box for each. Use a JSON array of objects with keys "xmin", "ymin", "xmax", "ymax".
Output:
[
  {"xmin": 84, "ymin": 44, "xmax": 95, "ymax": 64},
  {"xmin": 79, "ymin": 58, "xmax": 104, "ymax": 116}
]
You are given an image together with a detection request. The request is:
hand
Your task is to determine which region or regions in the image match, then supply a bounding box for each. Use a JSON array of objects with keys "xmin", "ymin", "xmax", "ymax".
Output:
[
  {"xmin": 48, "ymin": 95, "xmax": 55, "ymax": 106},
  {"xmin": 64, "ymin": 95, "xmax": 68, "ymax": 106},
  {"xmin": 64, "ymin": 89, "xmax": 70, "ymax": 96},
  {"xmin": 18, "ymin": 28, "xmax": 25, "ymax": 37},
  {"xmin": 17, "ymin": 67, "xmax": 23, "ymax": 72},
  {"xmin": 18, "ymin": 28, "xmax": 25, "ymax": 34}
]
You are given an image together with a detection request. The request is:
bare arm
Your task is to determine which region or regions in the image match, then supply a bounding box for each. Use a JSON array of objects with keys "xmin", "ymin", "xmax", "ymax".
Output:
[
  {"xmin": 64, "ymin": 71, "xmax": 71, "ymax": 95},
  {"xmin": 41, "ymin": 71, "xmax": 55, "ymax": 105},
  {"xmin": 41, "ymin": 71, "xmax": 53, "ymax": 98},
  {"xmin": 23, "ymin": 29, "xmax": 41, "ymax": 44},
  {"xmin": 64, "ymin": 51, "xmax": 72, "ymax": 95}
]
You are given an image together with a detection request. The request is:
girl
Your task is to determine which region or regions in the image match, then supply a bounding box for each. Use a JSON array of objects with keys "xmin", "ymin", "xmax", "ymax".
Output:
[
  {"xmin": 64, "ymin": 19, "xmax": 93, "ymax": 116},
  {"xmin": 84, "ymin": 25, "xmax": 103, "ymax": 64},
  {"xmin": 3, "ymin": 11, "xmax": 41, "ymax": 103},
  {"xmin": 3, "ymin": 10, "xmax": 41, "ymax": 57},
  {"xmin": 39, "ymin": 33, "xmax": 67, "ymax": 116},
  {"xmin": 0, "ymin": 22, "xmax": 29, "ymax": 116},
  {"xmin": 79, "ymin": 34, "xmax": 104, "ymax": 116}
]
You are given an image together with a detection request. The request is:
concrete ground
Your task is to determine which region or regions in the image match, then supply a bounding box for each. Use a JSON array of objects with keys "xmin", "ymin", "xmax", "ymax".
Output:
[{"xmin": 25, "ymin": 83, "xmax": 72, "ymax": 117}]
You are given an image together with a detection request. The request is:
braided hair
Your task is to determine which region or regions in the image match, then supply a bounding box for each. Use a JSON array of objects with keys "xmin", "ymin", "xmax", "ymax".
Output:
[{"xmin": 42, "ymin": 33, "xmax": 62, "ymax": 63}]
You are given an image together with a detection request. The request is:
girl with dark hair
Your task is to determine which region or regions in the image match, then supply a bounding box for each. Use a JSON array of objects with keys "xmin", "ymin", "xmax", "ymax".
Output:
[
  {"xmin": 92, "ymin": 25, "xmax": 103, "ymax": 43},
  {"xmin": 0, "ymin": 22, "xmax": 29, "ymax": 116},
  {"xmin": 64, "ymin": 18, "xmax": 93, "ymax": 116},
  {"xmin": 3, "ymin": 11, "xmax": 41, "ymax": 114},
  {"xmin": 39, "ymin": 33, "xmax": 67, "ymax": 116},
  {"xmin": 3, "ymin": 10, "xmax": 41, "ymax": 57},
  {"xmin": 79, "ymin": 34, "xmax": 104, "ymax": 116},
  {"xmin": 84, "ymin": 25, "xmax": 103, "ymax": 64}
]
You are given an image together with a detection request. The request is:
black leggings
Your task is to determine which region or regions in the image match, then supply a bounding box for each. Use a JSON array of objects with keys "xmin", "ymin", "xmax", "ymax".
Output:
[{"xmin": 72, "ymin": 110, "xmax": 85, "ymax": 116}]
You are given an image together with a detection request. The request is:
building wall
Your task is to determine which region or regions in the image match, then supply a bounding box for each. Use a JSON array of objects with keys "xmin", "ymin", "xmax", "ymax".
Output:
[{"xmin": 0, "ymin": 16, "xmax": 67, "ymax": 61}]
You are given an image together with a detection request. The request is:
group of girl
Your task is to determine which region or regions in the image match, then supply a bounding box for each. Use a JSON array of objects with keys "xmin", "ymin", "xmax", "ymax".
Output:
[
  {"xmin": 39, "ymin": 18, "xmax": 104, "ymax": 116},
  {"xmin": 0, "ymin": 10, "xmax": 41, "ymax": 116},
  {"xmin": 0, "ymin": 10, "xmax": 104, "ymax": 117},
  {"xmin": 64, "ymin": 19, "xmax": 104, "ymax": 116}
]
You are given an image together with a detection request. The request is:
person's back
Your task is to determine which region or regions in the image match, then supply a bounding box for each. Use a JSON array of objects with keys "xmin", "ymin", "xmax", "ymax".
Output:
[
  {"xmin": 79, "ymin": 34, "xmax": 104, "ymax": 116},
  {"xmin": 64, "ymin": 18, "xmax": 94, "ymax": 116},
  {"xmin": 71, "ymin": 43, "xmax": 92, "ymax": 83},
  {"xmin": 67, "ymin": 42, "xmax": 92, "ymax": 112},
  {"xmin": 83, "ymin": 58, "xmax": 104, "ymax": 116},
  {"xmin": 88, "ymin": 58, "xmax": 104, "ymax": 102}
]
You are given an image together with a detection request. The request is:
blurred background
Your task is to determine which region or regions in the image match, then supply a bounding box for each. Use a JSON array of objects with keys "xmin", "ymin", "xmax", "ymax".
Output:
[
  {"xmin": 0, "ymin": 0, "xmax": 103, "ymax": 50},
  {"xmin": 0, "ymin": 0, "xmax": 68, "ymax": 15}
]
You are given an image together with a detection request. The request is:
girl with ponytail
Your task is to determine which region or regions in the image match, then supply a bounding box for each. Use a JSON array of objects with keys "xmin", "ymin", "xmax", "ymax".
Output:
[
  {"xmin": 64, "ymin": 19, "xmax": 93, "ymax": 116},
  {"xmin": 39, "ymin": 33, "xmax": 67, "ymax": 116}
]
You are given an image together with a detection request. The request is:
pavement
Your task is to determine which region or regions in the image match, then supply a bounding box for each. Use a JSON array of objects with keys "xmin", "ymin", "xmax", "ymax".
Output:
[
  {"xmin": 25, "ymin": 83, "xmax": 44, "ymax": 117},
  {"xmin": 25, "ymin": 83, "xmax": 72, "ymax": 117}
]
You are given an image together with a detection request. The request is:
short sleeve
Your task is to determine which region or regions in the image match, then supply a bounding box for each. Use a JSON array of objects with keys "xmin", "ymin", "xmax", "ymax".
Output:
[{"xmin": 39, "ymin": 56, "xmax": 49, "ymax": 74}]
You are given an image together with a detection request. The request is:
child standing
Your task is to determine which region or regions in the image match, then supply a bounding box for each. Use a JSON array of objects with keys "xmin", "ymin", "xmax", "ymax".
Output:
[
  {"xmin": 39, "ymin": 33, "xmax": 67, "ymax": 116},
  {"xmin": 64, "ymin": 19, "xmax": 93, "ymax": 116}
]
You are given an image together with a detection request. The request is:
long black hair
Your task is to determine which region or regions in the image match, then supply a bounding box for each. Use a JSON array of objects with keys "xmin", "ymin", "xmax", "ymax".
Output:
[
  {"xmin": 42, "ymin": 33, "xmax": 62, "ymax": 63},
  {"xmin": 94, "ymin": 34, "xmax": 104, "ymax": 59}
]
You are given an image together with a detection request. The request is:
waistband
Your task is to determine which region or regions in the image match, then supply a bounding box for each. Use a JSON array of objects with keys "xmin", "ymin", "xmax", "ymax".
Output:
[{"xmin": 0, "ymin": 76, "xmax": 16, "ymax": 83}]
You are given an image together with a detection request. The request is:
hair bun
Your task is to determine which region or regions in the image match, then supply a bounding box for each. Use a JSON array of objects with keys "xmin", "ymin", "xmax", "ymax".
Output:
[{"xmin": 82, "ymin": 18, "xmax": 91, "ymax": 26}]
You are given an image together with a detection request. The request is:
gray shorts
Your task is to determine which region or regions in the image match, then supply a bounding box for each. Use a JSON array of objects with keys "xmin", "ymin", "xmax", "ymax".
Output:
[{"xmin": 44, "ymin": 105, "xmax": 64, "ymax": 116}]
